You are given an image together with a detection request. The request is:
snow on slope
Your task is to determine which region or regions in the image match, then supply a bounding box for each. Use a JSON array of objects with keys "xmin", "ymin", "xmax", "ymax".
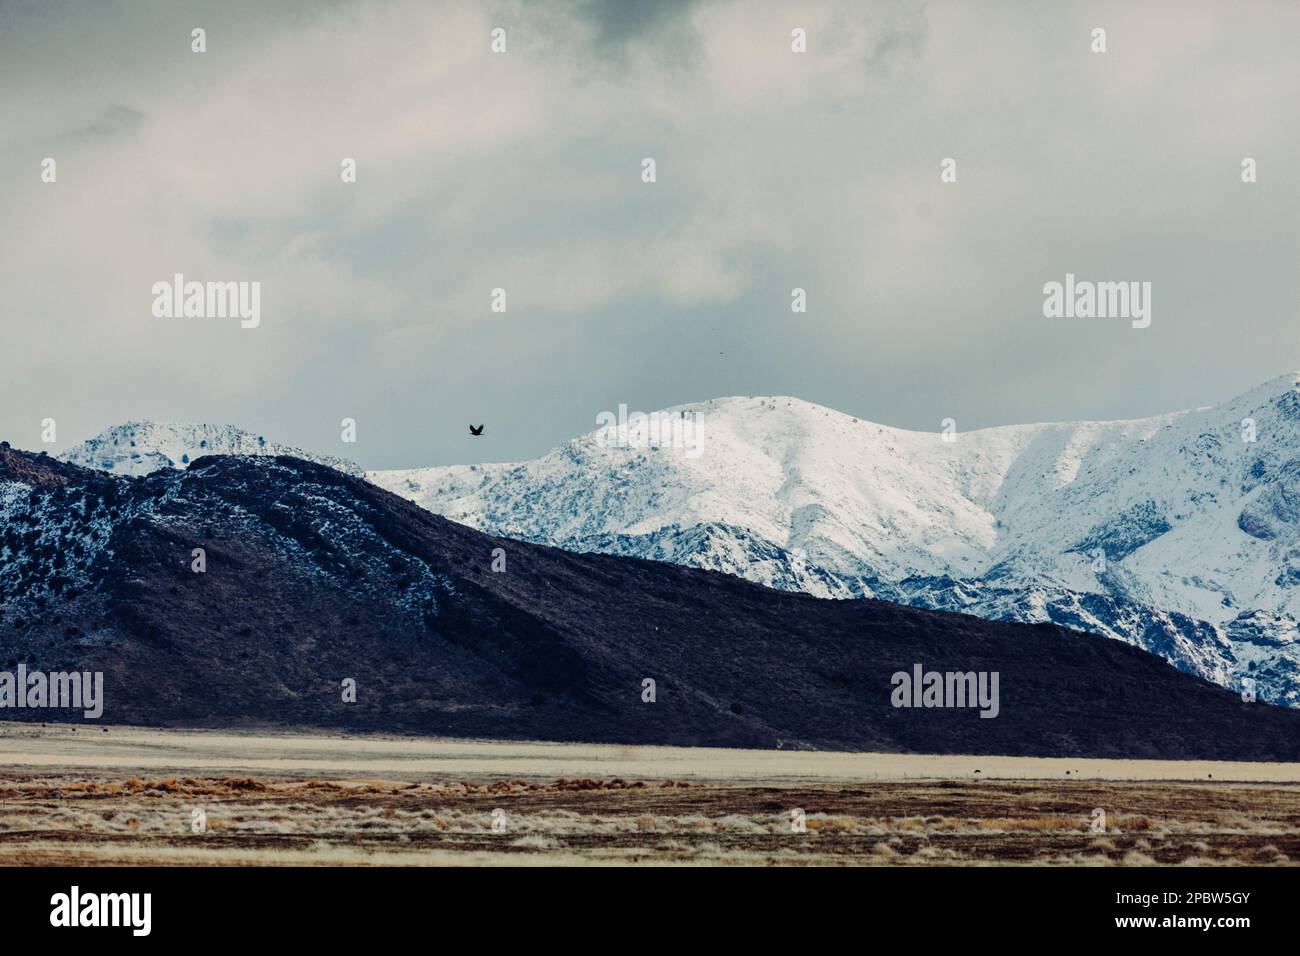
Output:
[
  {"xmin": 60, "ymin": 422, "xmax": 364, "ymax": 478},
  {"xmin": 375, "ymin": 397, "xmax": 1018, "ymax": 586},
  {"xmin": 51, "ymin": 378, "xmax": 1300, "ymax": 705},
  {"xmin": 366, "ymin": 393, "xmax": 1210, "ymax": 601},
  {"xmin": 368, "ymin": 374, "xmax": 1300, "ymax": 705}
]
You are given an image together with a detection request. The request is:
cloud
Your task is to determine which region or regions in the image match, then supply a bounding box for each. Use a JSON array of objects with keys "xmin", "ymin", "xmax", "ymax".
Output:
[
  {"xmin": 0, "ymin": 0, "xmax": 1294, "ymax": 467},
  {"xmin": 53, "ymin": 104, "xmax": 147, "ymax": 146},
  {"xmin": 577, "ymin": 0, "xmax": 699, "ymax": 52}
]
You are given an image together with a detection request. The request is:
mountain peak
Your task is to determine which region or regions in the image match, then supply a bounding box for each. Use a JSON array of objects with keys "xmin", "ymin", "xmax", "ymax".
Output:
[
  {"xmin": 59, "ymin": 421, "xmax": 364, "ymax": 478},
  {"xmin": 368, "ymin": 371, "xmax": 1300, "ymax": 708}
]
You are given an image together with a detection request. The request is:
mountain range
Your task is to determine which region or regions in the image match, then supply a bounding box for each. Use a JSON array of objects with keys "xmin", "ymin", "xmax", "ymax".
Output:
[
  {"xmin": 4, "ymin": 441, "xmax": 1299, "ymax": 759},
  {"xmin": 366, "ymin": 375, "xmax": 1300, "ymax": 707},
  {"xmin": 53, "ymin": 374, "xmax": 1300, "ymax": 708}
]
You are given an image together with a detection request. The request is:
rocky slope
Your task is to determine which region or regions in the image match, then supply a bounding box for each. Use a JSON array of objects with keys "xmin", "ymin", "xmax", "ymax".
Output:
[{"xmin": 2, "ymin": 443, "xmax": 1297, "ymax": 759}]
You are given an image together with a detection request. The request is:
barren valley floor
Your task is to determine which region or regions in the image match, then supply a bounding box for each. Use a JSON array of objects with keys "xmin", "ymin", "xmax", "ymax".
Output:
[{"xmin": 2, "ymin": 725, "xmax": 1298, "ymax": 866}]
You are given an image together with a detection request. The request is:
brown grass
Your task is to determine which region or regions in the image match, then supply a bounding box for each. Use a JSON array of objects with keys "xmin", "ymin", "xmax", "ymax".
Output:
[{"xmin": 2, "ymin": 770, "xmax": 1299, "ymax": 866}]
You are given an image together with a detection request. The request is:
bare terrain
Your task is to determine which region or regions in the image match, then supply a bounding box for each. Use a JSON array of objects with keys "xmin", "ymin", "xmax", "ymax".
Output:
[{"xmin": 2, "ymin": 725, "xmax": 1298, "ymax": 866}]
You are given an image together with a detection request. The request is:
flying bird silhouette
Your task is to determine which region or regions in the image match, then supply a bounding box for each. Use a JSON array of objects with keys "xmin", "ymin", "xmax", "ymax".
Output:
[{"xmin": 469, "ymin": 425, "xmax": 484, "ymax": 436}]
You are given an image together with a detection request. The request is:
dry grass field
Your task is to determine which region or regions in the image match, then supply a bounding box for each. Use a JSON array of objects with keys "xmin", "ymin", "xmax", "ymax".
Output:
[{"xmin": 2, "ymin": 725, "xmax": 1298, "ymax": 866}]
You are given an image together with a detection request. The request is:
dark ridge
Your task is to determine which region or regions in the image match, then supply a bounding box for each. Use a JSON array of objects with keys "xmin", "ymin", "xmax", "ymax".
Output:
[{"xmin": 2, "ymin": 447, "xmax": 1299, "ymax": 760}]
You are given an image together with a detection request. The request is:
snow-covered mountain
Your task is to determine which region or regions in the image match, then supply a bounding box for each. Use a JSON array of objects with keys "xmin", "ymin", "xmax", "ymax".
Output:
[
  {"xmin": 10, "ymin": 442, "xmax": 1300, "ymax": 758},
  {"xmin": 367, "ymin": 374, "xmax": 1300, "ymax": 706},
  {"xmin": 60, "ymin": 422, "xmax": 364, "ymax": 478},
  {"xmin": 51, "ymin": 377, "xmax": 1300, "ymax": 706}
]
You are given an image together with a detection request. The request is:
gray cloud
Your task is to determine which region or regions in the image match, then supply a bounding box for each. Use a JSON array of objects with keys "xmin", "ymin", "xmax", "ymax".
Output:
[
  {"xmin": 0, "ymin": 0, "xmax": 1295, "ymax": 469},
  {"xmin": 55, "ymin": 104, "xmax": 147, "ymax": 145},
  {"xmin": 577, "ymin": 0, "xmax": 698, "ymax": 47}
]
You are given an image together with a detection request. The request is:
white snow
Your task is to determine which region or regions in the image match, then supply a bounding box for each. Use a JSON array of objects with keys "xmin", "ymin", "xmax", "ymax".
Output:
[
  {"xmin": 60, "ymin": 422, "xmax": 364, "ymax": 478},
  {"xmin": 367, "ymin": 373, "xmax": 1300, "ymax": 703},
  {"xmin": 369, "ymin": 375, "xmax": 1300, "ymax": 620}
]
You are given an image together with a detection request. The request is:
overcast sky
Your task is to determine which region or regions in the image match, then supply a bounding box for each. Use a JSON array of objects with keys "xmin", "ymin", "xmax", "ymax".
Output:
[{"xmin": 2, "ymin": 0, "xmax": 1296, "ymax": 468}]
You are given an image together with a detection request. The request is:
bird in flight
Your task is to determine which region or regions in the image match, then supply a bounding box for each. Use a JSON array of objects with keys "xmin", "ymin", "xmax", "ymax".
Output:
[{"xmin": 469, "ymin": 425, "xmax": 484, "ymax": 436}]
